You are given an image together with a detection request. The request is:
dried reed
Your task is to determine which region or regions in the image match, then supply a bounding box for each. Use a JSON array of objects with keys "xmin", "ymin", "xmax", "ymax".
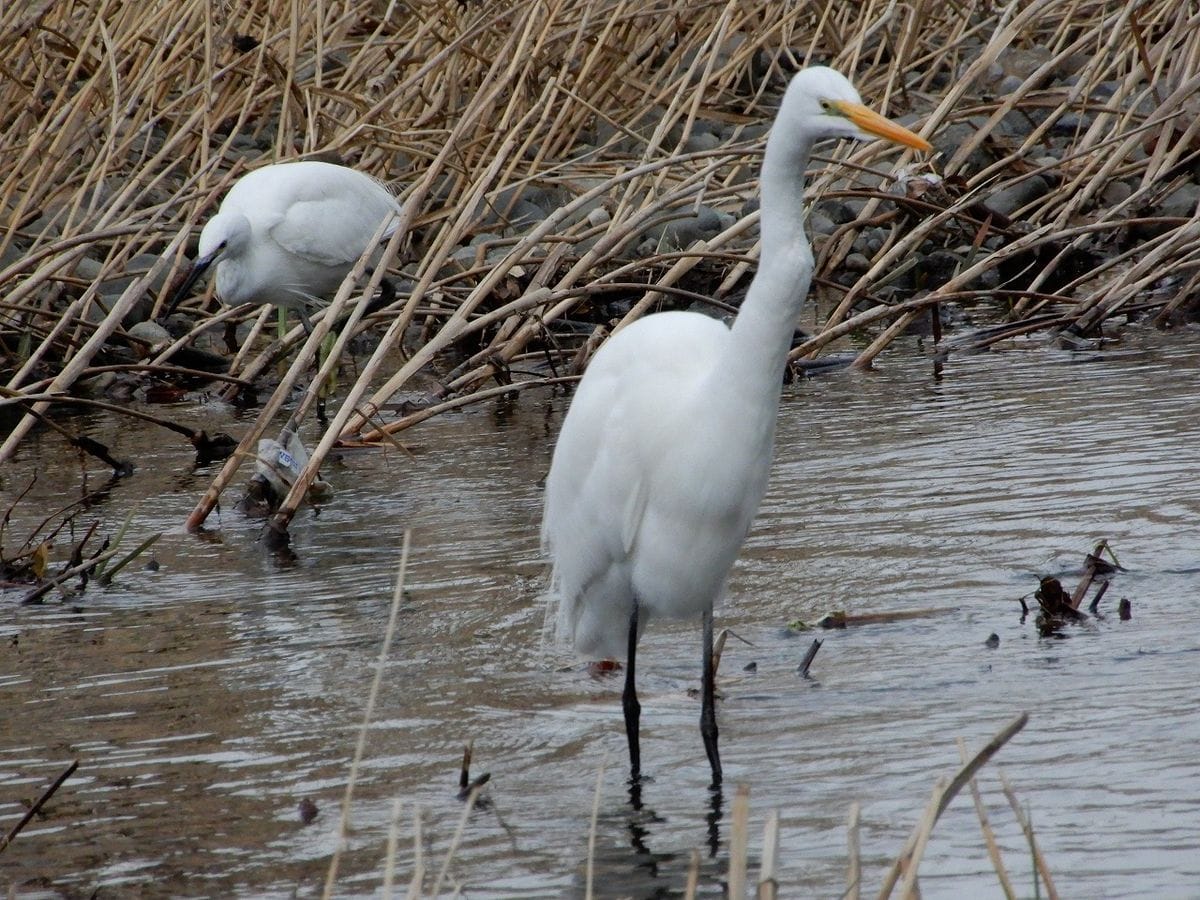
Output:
[{"xmin": 3, "ymin": 0, "xmax": 1198, "ymax": 522}]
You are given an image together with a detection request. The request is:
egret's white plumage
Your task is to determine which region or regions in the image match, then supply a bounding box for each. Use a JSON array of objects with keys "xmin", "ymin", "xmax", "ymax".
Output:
[
  {"xmin": 171, "ymin": 160, "xmax": 402, "ymax": 325},
  {"xmin": 541, "ymin": 67, "xmax": 930, "ymax": 782}
]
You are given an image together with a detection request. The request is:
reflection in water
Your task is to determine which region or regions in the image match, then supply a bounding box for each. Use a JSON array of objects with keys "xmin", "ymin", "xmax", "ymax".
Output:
[
  {"xmin": 2, "ymin": 332, "xmax": 1200, "ymax": 897},
  {"xmin": 704, "ymin": 784, "xmax": 723, "ymax": 861},
  {"xmin": 585, "ymin": 779, "xmax": 726, "ymax": 898}
]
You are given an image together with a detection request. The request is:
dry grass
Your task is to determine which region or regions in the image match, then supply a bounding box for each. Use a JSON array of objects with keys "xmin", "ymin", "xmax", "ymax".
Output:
[{"xmin": 2, "ymin": 0, "xmax": 1199, "ymax": 515}]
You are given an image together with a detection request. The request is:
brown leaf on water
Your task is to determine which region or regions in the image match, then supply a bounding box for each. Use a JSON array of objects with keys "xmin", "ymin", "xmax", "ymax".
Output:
[{"xmin": 31, "ymin": 542, "xmax": 50, "ymax": 579}]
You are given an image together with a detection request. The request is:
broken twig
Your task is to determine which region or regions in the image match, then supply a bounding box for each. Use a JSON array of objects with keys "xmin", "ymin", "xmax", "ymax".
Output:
[{"xmin": 0, "ymin": 760, "xmax": 79, "ymax": 855}]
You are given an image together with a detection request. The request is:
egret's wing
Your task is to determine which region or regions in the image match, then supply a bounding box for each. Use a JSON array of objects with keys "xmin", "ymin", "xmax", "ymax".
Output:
[
  {"xmin": 542, "ymin": 356, "xmax": 643, "ymax": 560},
  {"xmin": 542, "ymin": 352, "xmax": 651, "ymax": 656},
  {"xmin": 545, "ymin": 312, "xmax": 731, "ymax": 551},
  {"xmin": 269, "ymin": 191, "xmax": 401, "ymax": 268},
  {"xmin": 542, "ymin": 311, "xmax": 730, "ymax": 646},
  {"xmin": 232, "ymin": 163, "xmax": 402, "ymax": 268}
]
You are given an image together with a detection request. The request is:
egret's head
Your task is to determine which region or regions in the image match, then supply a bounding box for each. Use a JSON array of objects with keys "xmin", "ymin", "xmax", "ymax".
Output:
[
  {"xmin": 196, "ymin": 211, "xmax": 251, "ymax": 267},
  {"xmin": 780, "ymin": 66, "xmax": 931, "ymax": 151},
  {"xmin": 164, "ymin": 213, "xmax": 251, "ymax": 316}
]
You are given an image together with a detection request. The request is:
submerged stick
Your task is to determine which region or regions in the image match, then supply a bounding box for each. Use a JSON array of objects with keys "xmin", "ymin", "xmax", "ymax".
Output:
[
  {"xmin": 0, "ymin": 393, "xmax": 133, "ymax": 476},
  {"xmin": 459, "ymin": 742, "xmax": 474, "ymax": 793},
  {"xmin": 798, "ymin": 638, "xmax": 822, "ymax": 678},
  {"xmin": 846, "ymin": 801, "xmax": 862, "ymax": 900},
  {"xmin": 1, "ymin": 388, "xmax": 235, "ymax": 459},
  {"xmin": 408, "ymin": 805, "xmax": 425, "ymax": 900},
  {"xmin": 321, "ymin": 531, "xmax": 411, "ymax": 900},
  {"xmin": 0, "ymin": 759, "xmax": 79, "ymax": 855},
  {"xmin": 431, "ymin": 785, "xmax": 482, "ymax": 897},
  {"xmin": 878, "ymin": 712, "xmax": 1030, "ymax": 899},
  {"xmin": 999, "ymin": 772, "xmax": 1059, "ymax": 900},
  {"xmin": 957, "ymin": 738, "xmax": 1016, "ymax": 900},
  {"xmin": 711, "ymin": 627, "xmax": 729, "ymax": 678},
  {"xmin": 728, "ymin": 783, "xmax": 751, "ymax": 899},
  {"xmin": 382, "ymin": 798, "xmax": 404, "ymax": 900},
  {"xmin": 684, "ymin": 848, "xmax": 701, "ymax": 900},
  {"xmin": 21, "ymin": 546, "xmax": 122, "ymax": 604},
  {"xmin": 758, "ymin": 809, "xmax": 780, "ymax": 900},
  {"xmin": 811, "ymin": 607, "xmax": 957, "ymax": 629},
  {"xmin": 585, "ymin": 752, "xmax": 608, "ymax": 900},
  {"xmin": 898, "ymin": 778, "xmax": 947, "ymax": 899},
  {"xmin": 1088, "ymin": 581, "xmax": 1110, "ymax": 613},
  {"xmin": 95, "ymin": 533, "xmax": 161, "ymax": 585},
  {"xmin": 457, "ymin": 740, "xmax": 491, "ymax": 801}
]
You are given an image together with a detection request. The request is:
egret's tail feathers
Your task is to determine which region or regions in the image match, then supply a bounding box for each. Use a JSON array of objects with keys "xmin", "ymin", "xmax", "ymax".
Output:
[{"xmin": 286, "ymin": 287, "xmax": 326, "ymax": 310}]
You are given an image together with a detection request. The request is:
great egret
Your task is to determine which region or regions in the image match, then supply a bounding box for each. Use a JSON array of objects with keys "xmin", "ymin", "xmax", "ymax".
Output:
[
  {"xmin": 541, "ymin": 67, "xmax": 930, "ymax": 784},
  {"xmin": 167, "ymin": 160, "xmax": 403, "ymax": 331}
]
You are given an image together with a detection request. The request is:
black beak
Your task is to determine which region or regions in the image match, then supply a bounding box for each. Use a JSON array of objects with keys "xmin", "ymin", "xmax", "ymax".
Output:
[{"xmin": 164, "ymin": 254, "xmax": 215, "ymax": 318}]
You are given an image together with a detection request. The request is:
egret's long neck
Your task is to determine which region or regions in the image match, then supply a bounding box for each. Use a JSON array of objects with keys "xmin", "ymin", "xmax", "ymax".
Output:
[{"xmin": 727, "ymin": 118, "xmax": 817, "ymax": 392}]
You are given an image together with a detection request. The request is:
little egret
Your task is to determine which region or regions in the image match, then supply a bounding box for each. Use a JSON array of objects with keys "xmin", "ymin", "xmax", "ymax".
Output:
[
  {"xmin": 541, "ymin": 67, "xmax": 930, "ymax": 784},
  {"xmin": 168, "ymin": 160, "xmax": 403, "ymax": 331}
]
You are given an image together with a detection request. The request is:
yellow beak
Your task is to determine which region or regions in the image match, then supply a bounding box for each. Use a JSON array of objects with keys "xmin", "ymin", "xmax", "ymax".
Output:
[{"xmin": 830, "ymin": 100, "xmax": 932, "ymax": 151}]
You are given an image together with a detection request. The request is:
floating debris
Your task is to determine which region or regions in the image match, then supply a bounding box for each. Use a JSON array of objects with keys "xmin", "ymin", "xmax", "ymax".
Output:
[
  {"xmin": 790, "ymin": 607, "xmax": 958, "ymax": 630},
  {"xmin": 297, "ymin": 798, "xmax": 319, "ymax": 825},
  {"xmin": 1025, "ymin": 540, "xmax": 1128, "ymax": 635},
  {"xmin": 798, "ymin": 639, "xmax": 822, "ymax": 678},
  {"xmin": 457, "ymin": 741, "xmax": 491, "ymax": 804}
]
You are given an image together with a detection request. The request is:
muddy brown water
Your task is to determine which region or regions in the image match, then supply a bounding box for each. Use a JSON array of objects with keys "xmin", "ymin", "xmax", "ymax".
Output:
[{"xmin": 3, "ymin": 328, "xmax": 1199, "ymax": 898}]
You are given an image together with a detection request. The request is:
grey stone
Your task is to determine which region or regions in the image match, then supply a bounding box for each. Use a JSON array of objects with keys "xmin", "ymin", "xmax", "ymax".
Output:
[
  {"xmin": 0, "ymin": 240, "xmax": 25, "ymax": 273},
  {"xmin": 1101, "ymin": 180, "xmax": 1133, "ymax": 207},
  {"xmin": 842, "ymin": 252, "xmax": 870, "ymax": 273},
  {"xmin": 998, "ymin": 108, "xmax": 1043, "ymax": 139},
  {"xmin": 468, "ymin": 231, "xmax": 503, "ymax": 248},
  {"xmin": 1160, "ymin": 183, "xmax": 1200, "ymax": 220},
  {"xmin": 977, "ymin": 266, "xmax": 1002, "ymax": 290},
  {"xmin": 75, "ymin": 256, "xmax": 105, "ymax": 282},
  {"xmin": 985, "ymin": 175, "xmax": 1050, "ymax": 217},
  {"xmin": 128, "ymin": 320, "xmax": 171, "ymax": 345},
  {"xmin": 919, "ymin": 249, "xmax": 963, "ymax": 287},
  {"xmin": 807, "ymin": 212, "xmax": 836, "ymax": 237},
  {"xmin": 814, "ymin": 199, "xmax": 853, "ymax": 225},
  {"xmin": 643, "ymin": 205, "xmax": 730, "ymax": 250},
  {"xmin": 1051, "ymin": 113, "xmax": 1091, "ymax": 136},
  {"xmin": 498, "ymin": 199, "xmax": 546, "ymax": 232},
  {"xmin": 853, "ymin": 227, "xmax": 885, "ymax": 255},
  {"xmin": 91, "ymin": 292, "xmax": 155, "ymax": 326},
  {"xmin": 685, "ymin": 130, "xmax": 721, "ymax": 153},
  {"xmin": 999, "ymin": 47, "xmax": 1054, "ymax": 85},
  {"xmin": 449, "ymin": 243, "xmax": 482, "ymax": 270},
  {"xmin": 842, "ymin": 198, "xmax": 869, "ymax": 219},
  {"xmin": 998, "ymin": 75, "xmax": 1024, "ymax": 96},
  {"xmin": 83, "ymin": 253, "xmax": 174, "ymax": 301}
]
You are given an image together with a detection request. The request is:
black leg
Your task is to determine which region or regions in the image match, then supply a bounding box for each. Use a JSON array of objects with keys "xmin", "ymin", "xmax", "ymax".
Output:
[
  {"xmin": 623, "ymin": 600, "xmax": 642, "ymax": 782},
  {"xmin": 365, "ymin": 275, "xmax": 396, "ymax": 315},
  {"xmin": 701, "ymin": 607, "xmax": 722, "ymax": 785}
]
